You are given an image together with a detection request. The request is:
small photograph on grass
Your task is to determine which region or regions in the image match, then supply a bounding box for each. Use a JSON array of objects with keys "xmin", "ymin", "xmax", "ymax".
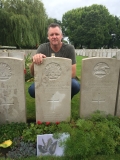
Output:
[{"xmin": 37, "ymin": 133, "xmax": 69, "ymax": 157}]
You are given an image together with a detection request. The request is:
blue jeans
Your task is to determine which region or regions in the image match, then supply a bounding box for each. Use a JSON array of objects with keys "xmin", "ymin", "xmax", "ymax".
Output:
[{"xmin": 28, "ymin": 78, "xmax": 80, "ymax": 99}]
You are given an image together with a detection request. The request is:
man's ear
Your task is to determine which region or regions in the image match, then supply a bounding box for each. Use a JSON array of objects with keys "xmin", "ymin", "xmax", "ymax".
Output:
[{"xmin": 61, "ymin": 34, "xmax": 63, "ymax": 41}]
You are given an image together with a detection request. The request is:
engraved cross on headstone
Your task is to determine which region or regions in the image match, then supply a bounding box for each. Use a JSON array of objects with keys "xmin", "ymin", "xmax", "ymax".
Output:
[
  {"xmin": 48, "ymin": 95, "xmax": 59, "ymax": 113},
  {"xmin": 92, "ymin": 93, "xmax": 105, "ymax": 107},
  {"xmin": 0, "ymin": 103, "xmax": 14, "ymax": 122}
]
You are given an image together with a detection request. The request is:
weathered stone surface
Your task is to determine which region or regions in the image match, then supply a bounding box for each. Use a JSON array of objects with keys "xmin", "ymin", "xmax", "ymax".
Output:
[
  {"xmin": 80, "ymin": 57, "xmax": 119, "ymax": 118},
  {"xmin": 0, "ymin": 57, "xmax": 26, "ymax": 124},
  {"xmin": 0, "ymin": 50, "xmax": 8, "ymax": 57},
  {"xmin": 8, "ymin": 50, "xmax": 25, "ymax": 59},
  {"xmin": 35, "ymin": 57, "xmax": 71, "ymax": 122}
]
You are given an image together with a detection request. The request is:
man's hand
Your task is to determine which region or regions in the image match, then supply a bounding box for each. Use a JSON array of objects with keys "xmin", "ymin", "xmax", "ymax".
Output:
[{"xmin": 32, "ymin": 53, "xmax": 46, "ymax": 64}]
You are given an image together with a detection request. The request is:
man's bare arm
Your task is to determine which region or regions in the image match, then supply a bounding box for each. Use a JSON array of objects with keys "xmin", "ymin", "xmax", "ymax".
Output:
[
  {"xmin": 30, "ymin": 53, "xmax": 46, "ymax": 76},
  {"xmin": 72, "ymin": 64, "xmax": 76, "ymax": 78}
]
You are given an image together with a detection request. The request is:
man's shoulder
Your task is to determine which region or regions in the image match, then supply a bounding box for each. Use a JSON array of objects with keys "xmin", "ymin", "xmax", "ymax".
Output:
[
  {"xmin": 62, "ymin": 43, "xmax": 74, "ymax": 49},
  {"xmin": 40, "ymin": 42, "xmax": 50, "ymax": 47}
]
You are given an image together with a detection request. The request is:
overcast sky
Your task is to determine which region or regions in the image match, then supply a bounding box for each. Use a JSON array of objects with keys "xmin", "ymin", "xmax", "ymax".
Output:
[{"xmin": 42, "ymin": 0, "xmax": 120, "ymax": 21}]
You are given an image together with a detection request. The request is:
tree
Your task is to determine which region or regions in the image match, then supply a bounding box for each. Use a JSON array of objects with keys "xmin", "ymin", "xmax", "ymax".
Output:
[
  {"xmin": 113, "ymin": 16, "xmax": 120, "ymax": 48},
  {"xmin": 0, "ymin": 0, "xmax": 48, "ymax": 48},
  {"xmin": 62, "ymin": 4, "xmax": 119, "ymax": 49}
]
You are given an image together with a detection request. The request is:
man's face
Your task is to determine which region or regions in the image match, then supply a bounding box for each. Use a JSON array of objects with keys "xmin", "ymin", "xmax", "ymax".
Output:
[{"xmin": 48, "ymin": 27, "xmax": 63, "ymax": 46}]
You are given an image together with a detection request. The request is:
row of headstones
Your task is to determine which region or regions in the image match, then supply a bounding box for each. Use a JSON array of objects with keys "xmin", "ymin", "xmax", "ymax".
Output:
[
  {"xmin": 0, "ymin": 49, "xmax": 36, "ymax": 59},
  {"xmin": 1, "ymin": 49, "xmax": 120, "ymax": 59},
  {"xmin": 0, "ymin": 56, "xmax": 71, "ymax": 124},
  {"xmin": 0, "ymin": 55, "xmax": 120, "ymax": 124},
  {"xmin": 0, "ymin": 50, "xmax": 25, "ymax": 59},
  {"xmin": 75, "ymin": 49, "xmax": 120, "ymax": 59}
]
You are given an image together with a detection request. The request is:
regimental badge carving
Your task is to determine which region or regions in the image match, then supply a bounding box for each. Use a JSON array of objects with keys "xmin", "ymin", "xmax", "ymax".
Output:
[
  {"xmin": 0, "ymin": 63, "xmax": 12, "ymax": 81},
  {"xmin": 45, "ymin": 62, "xmax": 61, "ymax": 80},
  {"xmin": 93, "ymin": 62, "xmax": 110, "ymax": 78}
]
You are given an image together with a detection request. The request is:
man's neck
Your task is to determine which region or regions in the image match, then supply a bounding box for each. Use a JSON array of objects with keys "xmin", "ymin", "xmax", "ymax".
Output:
[{"xmin": 50, "ymin": 42, "xmax": 62, "ymax": 53}]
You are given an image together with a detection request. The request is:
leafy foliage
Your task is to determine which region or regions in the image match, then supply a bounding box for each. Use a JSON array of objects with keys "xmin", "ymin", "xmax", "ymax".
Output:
[
  {"xmin": 0, "ymin": 122, "xmax": 27, "ymax": 143},
  {"xmin": 63, "ymin": 113, "xmax": 120, "ymax": 159},
  {"xmin": 1, "ymin": 112, "xmax": 120, "ymax": 159},
  {"xmin": 0, "ymin": 0, "xmax": 48, "ymax": 48},
  {"xmin": 25, "ymin": 52, "xmax": 33, "ymax": 81},
  {"xmin": 22, "ymin": 122, "xmax": 61, "ymax": 142},
  {"xmin": 7, "ymin": 137, "xmax": 36, "ymax": 159},
  {"xmin": 62, "ymin": 4, "xmax": 120, "ymax": 49}
]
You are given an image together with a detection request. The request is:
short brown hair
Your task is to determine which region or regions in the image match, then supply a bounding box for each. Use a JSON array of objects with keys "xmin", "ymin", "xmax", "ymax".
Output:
[{"xmin": 47, "ymin": 23, "xmax": 62, "ymax": 33}]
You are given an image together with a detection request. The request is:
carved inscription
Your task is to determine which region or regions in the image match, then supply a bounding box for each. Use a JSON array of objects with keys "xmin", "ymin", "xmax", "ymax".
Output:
[
  {"xmin": 1, "ymin": 104, "xmax": 14, "ymax": 122},
  {"xmin": 48, "ymin": 97, "xmax": 59, "ymax": 113},
  {"xmin": 44, "ymin": 114, "xmax": 63, "ymax": 120},
  {"xmin": 93, "ymin": 62, "xmax": 110, "ymax": 78},
  {"xmin": 0, "ymin": 86, "xmax": 18, "ymax": 122},
  {"xmin": 0, "ymin": 63, "xmax": 12, "ymax": 81},
  {"xmin": 92, "ymin": 93, "xmax": 105, "ymax": 107},
  {"xmin": 44, "ymin": 62, "xmax": 61, "ymax": 80}
]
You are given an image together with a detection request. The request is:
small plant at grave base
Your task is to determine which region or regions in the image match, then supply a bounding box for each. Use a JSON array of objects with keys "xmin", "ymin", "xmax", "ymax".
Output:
[
  {"xmin": 37, "ymin": 120, "xmax": 42, "ymax": 125},
  {"xmin": 0, "ymin": 122, "xmax": 27, "ymax": 143},
  {"xmin": 46, "ymin": 122, "xmax": 50, "ymax": 125},
  {"xmin": 56, "ymin": 121, "xmax": 60, "ymax": 125},
  {"xmin": 6, "ymin": 137, "xmax": 36, "ymax": 159},
  {"xmin": 62, "ymin": 113, "xmax": 120, "ymax": 159},
  {"xmin": 22, "ymin": 121, "xmax": 61, "ymax": 142}
]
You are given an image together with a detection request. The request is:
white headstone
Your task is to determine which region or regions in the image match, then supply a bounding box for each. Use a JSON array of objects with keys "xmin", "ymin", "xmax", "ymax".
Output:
[
  {"xmin": 106, "ymin": 49, "xmax": 112, "ymax": 58},
  {"xmin": 80, "ymin": 57, "xmax": 119, "ymax": 118},
  {"xmin": 82, "ymin": 49, "xmax": 86, "ymax": 56},
  {"xmin": 92, "ymin": 50, "xmax": 97, "ymax": 57},
  {"xmin": 116, "ymin": 51, "xmax": 120, "ymax": 60},
  {"xmin": 0, "ymin": 50, "xmax": 8, "ymax": 57},
  {"xmin": 88, "ymin": 51, "xmax": 92, "ymax": 57},
  {"xmin": 75, "ymin": 49, "xmax": 80, "ymax": 56},
  {"xmin": 35, "ymin": 57, "xmax": 71, "ymax": 122},
  {"xmin": 0, "ymin": 57, "xmax": 26, "ymax": 124},
  {"xmin": 8, "ymin": 50, "xmax": 25, "ymax": 60}
]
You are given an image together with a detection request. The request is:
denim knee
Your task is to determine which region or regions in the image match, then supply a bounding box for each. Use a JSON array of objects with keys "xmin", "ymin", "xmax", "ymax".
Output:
[
  {"xmin": 28, "ymin": 83, "xmax": 35, "ymax": 98},
  {"xmin": 71, "ymin": 78, "xmax": 80, "ymax": 98}
]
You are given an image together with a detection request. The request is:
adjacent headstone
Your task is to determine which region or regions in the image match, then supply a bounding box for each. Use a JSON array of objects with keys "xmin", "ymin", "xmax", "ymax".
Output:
[
  {"xmin": 106, "ymin": 50, "xmax": 112, "ymax": 58},
  {"xmin": 0, "ymin": 50, "xmax": 8, "ymax": 57},
  {"xmin": 102, "ymin": 50, "xmax": 107, "ymax": 57},
  {"xmin": 80, "ymin": 57, "xmax": 119, "ymax": 118},
  {"xmin": 116, "ymin": 56, "xmax": 120, "ymax": 116},
  {"xmin": 75, "ymin": 49, "xmax": 80, "ymax": 56},
  {"xmin": 8, "ymin": 50, "xmax": 25, "ymax": 68},
  {"xmin": 116, "ymin": 51, "xmax": 120, "ymax": 60},
  {"xmin": 0, "ymin": 57, "xmax": 26, "ymax": 124},
  {"xmin": 96, "ymin": 50, "xmax": 100, "ymax": 57},
  {"xmin": 88, "ymin": 51, "xmax": 92, "ymax": 57},
  {"xmin": 111, "ymin": 49, "xmax": 116, "ymax": 58},
  {"xmin": 85, "ymin": 49, "xmax": 89, "ymax": 57},
  {"xmin": 35, "ymin": 57, "xmax": 71, "ymax": 122},
  {"xmin": 92, "ymin": 50, "xmax": 97, "ymax": 57},
  {"xmin": 8, "ymin": 50, "xmax": 25, "ymax": 60},
  {"xmin": 115, "ymin": 70, "xmax": 120, "ymax": 116},
  {"xmin": 82, "ymin": 49, "xmax": 86, "ymax": 56}
]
